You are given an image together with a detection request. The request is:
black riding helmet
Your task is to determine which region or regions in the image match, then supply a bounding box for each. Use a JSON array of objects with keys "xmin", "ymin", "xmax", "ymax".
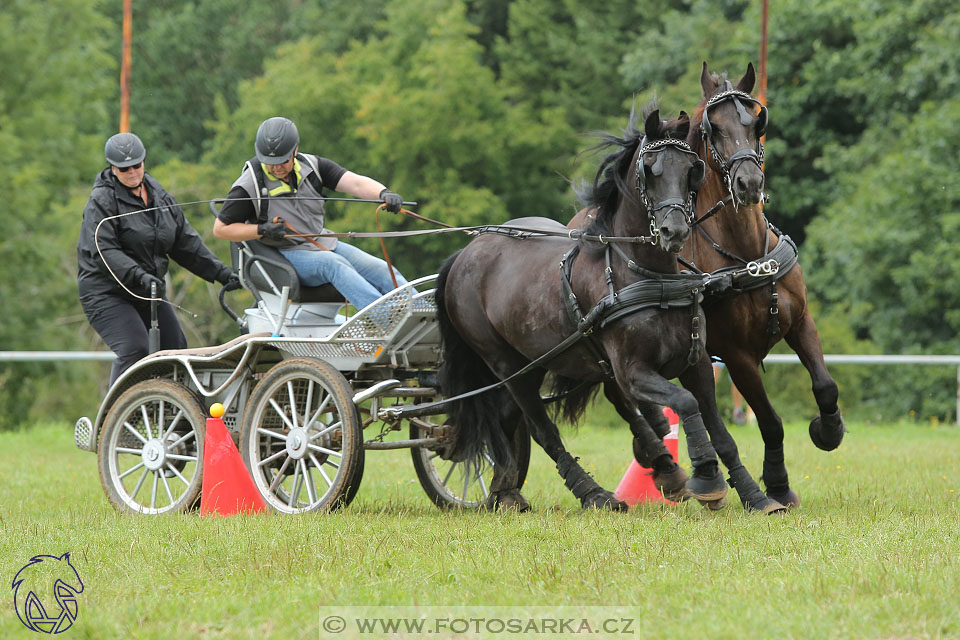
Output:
[
  {"xmin": 255, "ymin": 117, "xmax": 299, "ymax": 164},
  {"xmin": 105, "ymin": 132, "xmax": 146, "ymax": 168}
]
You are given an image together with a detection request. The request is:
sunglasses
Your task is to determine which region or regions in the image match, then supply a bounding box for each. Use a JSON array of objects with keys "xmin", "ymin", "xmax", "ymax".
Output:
[{"xmin": 115, "ymin": 162, "xmax": 143, "ymax": 172}]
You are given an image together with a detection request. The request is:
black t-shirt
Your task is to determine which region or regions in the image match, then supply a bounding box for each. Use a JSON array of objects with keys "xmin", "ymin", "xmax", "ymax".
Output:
[{"xmin": 217, "ymin": 155, "xmax": 348, "ymax": 225}]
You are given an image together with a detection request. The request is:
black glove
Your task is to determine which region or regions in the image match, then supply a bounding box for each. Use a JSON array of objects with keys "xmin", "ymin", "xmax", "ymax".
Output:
[
  {"xmin": 139, "ymin": 272, "xmax": 165, "ymax": 298},
  {"xmin": 222, "ymin": 273, "xmax": 242, "ymax": 292},
  {"xmin": 379, "ymin": 189, "xmax": 403, "ymax": 213},
  {"xmin": 257, "ymin": 221, "xmax": 287, "ymax": 241}
]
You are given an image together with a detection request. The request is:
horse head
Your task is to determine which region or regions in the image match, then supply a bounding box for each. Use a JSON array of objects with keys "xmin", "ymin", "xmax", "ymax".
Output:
[
  {"xmin": 696, "ymin": 62, "xmax": 766, "ymax": 206},
  {"xmin": 634, "ymin": 108, "xmax": 705, "ymax": 253}
]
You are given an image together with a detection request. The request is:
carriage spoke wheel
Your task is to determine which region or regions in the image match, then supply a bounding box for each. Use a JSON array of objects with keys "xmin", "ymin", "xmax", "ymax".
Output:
[
  {"xmin": 241, "ymin": 358, "xmax": 362, "ymax": 513},
  {"xmin": 98, "ymin": 380, "xmax": 205, "ymax": 514},
  {"xmin": 410, "ymin": 410, "xmax": 531, "ymax": 510}
]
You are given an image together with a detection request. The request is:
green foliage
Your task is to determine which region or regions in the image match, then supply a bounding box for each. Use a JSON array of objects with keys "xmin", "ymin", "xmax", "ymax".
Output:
[
  {"xmin": 0, "ymin": 0, "xmax": 114, "ymax": 426},
  {"xmin": 3, "ymin": 0, "xmax": 960, "ymax": 425}
]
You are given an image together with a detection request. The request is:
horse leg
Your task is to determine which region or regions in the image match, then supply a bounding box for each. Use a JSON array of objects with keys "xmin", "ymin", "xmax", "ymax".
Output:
[
  {"xmin": 618, "ymin": 367, "xmax": 728, "ymax": 503},
  {"xmin": 501, "ymin": 374, "xmax": 627, "ymax": 511},
  {"xmin": 724, "ymin": 352, "xmax": 800, "ymax": 508},
  {"xmin": 784, "ymin": 308, "xmax": 846, "ymax": 451},
  {"xmin": 603, "ymin": 383, "xmax": 690, "ymax": 502},
  {"xmin": 484, "ymin": 400, "xmax": 531, "ymax": 512},
  {"xmin": 679, "ymin": 357, "xmax": 786, "ymax": 514}
]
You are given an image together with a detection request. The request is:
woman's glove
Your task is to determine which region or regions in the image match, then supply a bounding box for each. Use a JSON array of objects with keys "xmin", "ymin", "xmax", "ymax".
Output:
[{"xmin": 139, "ymin": 272, "xmax": 165, "ymax": 297}]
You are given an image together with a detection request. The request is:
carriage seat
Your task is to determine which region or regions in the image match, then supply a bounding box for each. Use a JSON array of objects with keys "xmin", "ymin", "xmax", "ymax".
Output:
[{"xmin": 232, "ymin": 239, "xmax": 345, "ymax": 304}]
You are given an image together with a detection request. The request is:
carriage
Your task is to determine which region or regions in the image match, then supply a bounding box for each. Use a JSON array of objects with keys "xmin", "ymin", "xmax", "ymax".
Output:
[{"xmin": 73, "ymin": 205, "xmax": 530, "ymax": 515}]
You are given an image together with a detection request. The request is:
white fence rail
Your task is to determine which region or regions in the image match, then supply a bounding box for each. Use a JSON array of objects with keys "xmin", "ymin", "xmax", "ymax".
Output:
[{"xmin": 2, "ymin": 352, "xmax": 959, "ymax": 423}]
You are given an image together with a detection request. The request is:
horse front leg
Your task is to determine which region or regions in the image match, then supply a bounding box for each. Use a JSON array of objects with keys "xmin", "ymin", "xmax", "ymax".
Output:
[
  {"xmin": 723, "ymin": 351, "xmax": 799, "ymax": 508},
  {"xmin": 784, "ymin": 308, "xmax": 846, "ymax": 451},
  {"xmin": 619, "ymin": 366, "xmax": 728, "ymax": 504},
  {"xmin": 604, "ymin": 384, "xmax": 691, "ymax": 502},
  {"xmin": 679, "ymin": 357, "xmax": 786, "ymax": 514}
]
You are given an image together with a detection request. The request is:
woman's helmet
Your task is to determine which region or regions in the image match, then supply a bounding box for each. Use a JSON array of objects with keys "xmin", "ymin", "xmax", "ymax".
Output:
[
  {"xmin": 104, "ymin": 132, "xmax": 146, "ymax": 167},
  {"xmin": 255, "ymin": 117, "xmax": 299, "ymax": 164}
]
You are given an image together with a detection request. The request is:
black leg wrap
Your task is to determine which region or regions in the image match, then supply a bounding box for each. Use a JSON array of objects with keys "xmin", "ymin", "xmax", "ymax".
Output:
[
  {"xmin": 680, "ymin": 413, "xmax": 718, "ymax": 469},
  {"xmin": 809, "ymin": 406, "xmax": 846, "ymax": 451},
  {"xmin": 729, "ymin": 465, "xmax": 784, "ymax": 514},
  {"xmin": 633, "ymin": 436, "xmax": 670, "ymax": 469},
  {"xmin": 761, "ymin": 446, "xmax": 789, "ymax": 493},
  {"xmin": 556, "ymin": 453, "xmax": 602, "ymax": 500}
]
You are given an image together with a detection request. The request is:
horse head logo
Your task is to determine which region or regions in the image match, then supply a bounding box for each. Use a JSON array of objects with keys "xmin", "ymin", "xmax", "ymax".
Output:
[{"xmin": 12, "ymin": 553, "xmax": 84, "ymax": 634}]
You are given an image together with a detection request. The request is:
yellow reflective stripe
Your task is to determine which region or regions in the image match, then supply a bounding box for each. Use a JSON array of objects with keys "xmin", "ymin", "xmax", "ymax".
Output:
[{"xmin": 261, "ymin": 158, "xmax": 302, "ymax": 196}]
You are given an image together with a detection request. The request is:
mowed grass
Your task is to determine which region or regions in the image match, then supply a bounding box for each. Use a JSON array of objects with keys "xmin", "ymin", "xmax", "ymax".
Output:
[{"xmin": 1, "ymin": 415, "xmax": 958, "ymax": 640}]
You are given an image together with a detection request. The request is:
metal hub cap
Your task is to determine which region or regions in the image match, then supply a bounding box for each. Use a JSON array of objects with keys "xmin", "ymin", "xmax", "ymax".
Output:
[
  {"xmin": 141, "ymin": 439, "xmax": 167, "ymax": 471},
  {"xmin": 285, "ymin": 428, "xmax": 308, "ymax": 460}
]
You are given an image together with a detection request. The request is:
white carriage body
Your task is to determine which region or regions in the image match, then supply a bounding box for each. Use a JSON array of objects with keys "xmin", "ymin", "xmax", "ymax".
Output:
[{"xmin": 74, "ymin": 275, "xmax": 440, "ymax": 453}]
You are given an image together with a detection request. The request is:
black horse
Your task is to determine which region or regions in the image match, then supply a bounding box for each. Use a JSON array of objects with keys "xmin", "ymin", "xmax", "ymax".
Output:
[{"xmin": 436, "ymin": 103, "xmax": 754, "ymax": 511}]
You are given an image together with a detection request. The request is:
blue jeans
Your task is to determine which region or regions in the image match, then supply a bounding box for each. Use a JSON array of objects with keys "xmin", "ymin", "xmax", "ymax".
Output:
[{"xmin": 279, "ymin": 242, "xmax": 408, "ymax": 310}]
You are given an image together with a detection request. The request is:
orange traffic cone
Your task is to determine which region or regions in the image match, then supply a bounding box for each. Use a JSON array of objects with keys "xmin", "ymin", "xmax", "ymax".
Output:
[
  {"xmin": 200, "ymin": 403, "xmax": 267, "ymax": 516},
  {"xmin": 613, "ymin": 407, "xmax": 680, "ymax": 506}
]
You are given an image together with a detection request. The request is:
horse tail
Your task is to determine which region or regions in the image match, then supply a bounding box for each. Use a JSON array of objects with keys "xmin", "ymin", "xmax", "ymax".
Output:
[
  {"xmin": 435, "ymin": 251, "xmax": 514, "ymax": 467},
  {"xmin": 548, "ymin": 374, "xmax": 601, "ymax": 426}
]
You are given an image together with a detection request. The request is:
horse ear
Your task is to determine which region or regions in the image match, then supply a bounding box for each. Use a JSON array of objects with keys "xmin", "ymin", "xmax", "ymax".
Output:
[
  {"xmin": 700, "ymin": 62, "xmax": 716, "ymax": 98},
  {"xmin": 644, "ymin": 109, "xmax": 661, "ymax": 141},
  {"xmin": 689, "ymin": 159, "xmax": 706, "ymax": 192},
  {"xmin": 674, "ymin": 111, "xmax": 690, "ymax": 140},
  {"xmin": 756, "ymin": 104, "xmax": 768, "ymax": 137},
  {"xmin": 737, "ymin": 62, "xmax": 757, "ymax": 94}
]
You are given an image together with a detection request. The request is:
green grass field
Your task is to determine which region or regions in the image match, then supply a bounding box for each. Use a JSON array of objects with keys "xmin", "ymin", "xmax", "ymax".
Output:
[{"xmin": 1, "ymin": 416, "xmax": 958, "ymax": 639}]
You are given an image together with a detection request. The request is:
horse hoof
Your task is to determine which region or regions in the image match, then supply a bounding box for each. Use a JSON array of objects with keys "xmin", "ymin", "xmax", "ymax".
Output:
[
  {"xmin": 582, "ymin": 489, "xmax": 629, "ymax": 512},
  {"xmin": 766, "ymin": 487, "xmax": 801, "ymax": 509},
  {"xmin": 747, "ymin": 496, "xmax": 787, "ymax": 515},
  {"xmin": 485, "ymin": 490, "xmax": 531, "ymax": 513},
  {"xmin": 809, "ymin": 410, "xmax": 846, "ymax": 451},
  {"xmin": 698, "ymin": 496, "xmax": 727, "ymax": 511},
  {"xmin": 686, "ymin": 470, "xmax": 728, "ymax": 502},
  {"xmin": 653, "ymin": 465, "xmax": 691, "ymax": 502}
]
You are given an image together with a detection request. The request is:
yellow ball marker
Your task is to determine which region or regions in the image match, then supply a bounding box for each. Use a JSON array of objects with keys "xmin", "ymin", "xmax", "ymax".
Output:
[{"xmin": 209, "ymin": 403, "xmax": 225, "ymax": 418}]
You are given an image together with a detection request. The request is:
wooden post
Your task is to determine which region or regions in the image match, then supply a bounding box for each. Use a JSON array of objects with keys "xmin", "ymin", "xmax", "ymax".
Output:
[
  {"xmin": 758, "ymin": 0, "xmax": 769, "ymax": 109},
  {"xmin": 120, "ymin": 0, "xmax": 132, "ymax": 132}
]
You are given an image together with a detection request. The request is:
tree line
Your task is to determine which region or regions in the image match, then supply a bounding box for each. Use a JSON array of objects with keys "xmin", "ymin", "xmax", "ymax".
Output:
[{"xmin": 1, "ymin": 0, "xmax": 957, "ymax": 427}]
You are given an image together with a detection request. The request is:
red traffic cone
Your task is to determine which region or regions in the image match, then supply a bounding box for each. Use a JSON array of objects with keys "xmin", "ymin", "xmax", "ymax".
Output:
[
  {"xmin": 200, "ymin": 403, "xmax": 266, "ymax": 516},
  {"xmin": 613, "ymin": 407, "xmax": 680, "ymax": 506}
]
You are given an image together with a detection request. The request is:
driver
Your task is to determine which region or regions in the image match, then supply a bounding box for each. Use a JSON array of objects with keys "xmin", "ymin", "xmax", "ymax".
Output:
[
  {"xmin": 212, "ymin": 116, "xmax": 409, "ymax": 310},
  {"xmin": 77, "ymin": 132, "xmax": 240, "ymax": 384}
]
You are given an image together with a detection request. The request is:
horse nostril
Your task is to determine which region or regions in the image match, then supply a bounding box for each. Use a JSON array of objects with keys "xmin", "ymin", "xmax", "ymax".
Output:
[{"xmin": 735, "ymin": 175, "xmax": 748, "ymax": 194}]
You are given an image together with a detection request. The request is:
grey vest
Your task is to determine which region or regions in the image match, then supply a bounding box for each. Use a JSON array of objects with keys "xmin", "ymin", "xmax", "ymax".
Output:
[{"xmin": 231, "ymin": 153, "xmax": 337, "ymax": 250}]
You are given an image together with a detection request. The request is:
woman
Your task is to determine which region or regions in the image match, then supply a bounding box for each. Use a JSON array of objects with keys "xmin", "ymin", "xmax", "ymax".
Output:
[{"xmin": 77, "ymin": 132, "xmax": 239, "ymax": 384}]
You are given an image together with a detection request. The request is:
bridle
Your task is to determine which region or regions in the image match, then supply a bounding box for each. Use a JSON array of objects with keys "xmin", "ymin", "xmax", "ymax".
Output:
[
  {"xmin": 700, "ymin": 88, "xmax": 767, "ymax": 202},
  {"xmin": 635, "ymin": 137, "xmax": 702, "ymax": 241}
]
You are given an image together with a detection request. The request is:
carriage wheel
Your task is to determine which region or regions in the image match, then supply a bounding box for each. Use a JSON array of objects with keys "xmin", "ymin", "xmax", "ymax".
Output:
[
  {"xmin": 97, "ymin": 379, "xmax": 205, "ymax": 515},
  {"xmin": 240, "ymin": 358, "xmax": 363, "ymax": 513},
  {"xmin": 410, "ymin": 414, "xmax": 531, "ymax": 509}
]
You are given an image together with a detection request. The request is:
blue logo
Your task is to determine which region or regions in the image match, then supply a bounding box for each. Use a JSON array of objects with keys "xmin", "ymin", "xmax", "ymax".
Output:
[{"xmin": 12, "ymin": 553, "xmax": 84, "ymax": 634}]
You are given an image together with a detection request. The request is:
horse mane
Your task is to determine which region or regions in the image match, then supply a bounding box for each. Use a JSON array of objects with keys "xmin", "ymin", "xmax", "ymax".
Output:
[{"xmin": 578, "ymin": 99, "xmax": 688, "ymax": 242}]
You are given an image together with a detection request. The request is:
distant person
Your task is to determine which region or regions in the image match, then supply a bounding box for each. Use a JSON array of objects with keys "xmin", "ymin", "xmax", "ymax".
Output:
[
  {"xmin": 212, "ymin": 116, "xmax": 409, "ymax": 310},
  {"xmin": 713, "ymin": 363, "xmax": 755, "ymax": 425},
  {"xmin": 77, "ymin": 133, "xmax": 239, "ymax": 384}
]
